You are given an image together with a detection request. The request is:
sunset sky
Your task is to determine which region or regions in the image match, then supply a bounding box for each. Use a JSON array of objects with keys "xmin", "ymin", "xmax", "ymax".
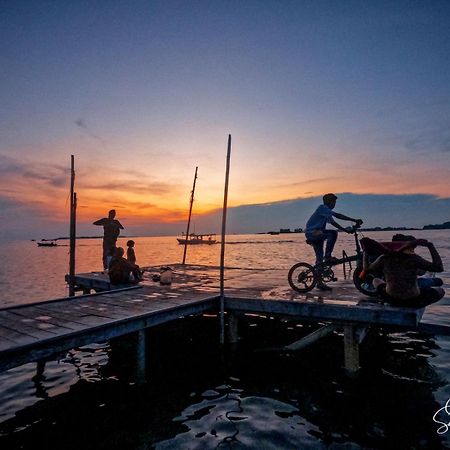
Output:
[{"xmin": 1, "ymin": 1, "xmax": 450, "ymax": 239}]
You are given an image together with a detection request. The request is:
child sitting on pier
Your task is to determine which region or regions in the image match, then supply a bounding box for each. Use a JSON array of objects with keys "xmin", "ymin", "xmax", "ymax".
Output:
[
  {"xmin": 363, "ymin": 236, "xmax": 445, "ymax": 307},
  {"xmin": 126, "ymin": 240, "xmax": 143, "ymax": 281},
  {"xmin": 108, "ymin": 247, "xmax": 140, "ymax": 285}
]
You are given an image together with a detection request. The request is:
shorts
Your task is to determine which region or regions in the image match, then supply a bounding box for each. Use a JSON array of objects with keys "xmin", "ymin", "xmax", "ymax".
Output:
[{"xmin": 376, "ymin": 283, "xmax": 442, "ymax": 308}]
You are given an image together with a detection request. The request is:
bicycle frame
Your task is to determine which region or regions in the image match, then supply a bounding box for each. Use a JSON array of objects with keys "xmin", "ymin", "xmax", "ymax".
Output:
[{"xmin": 313, "ymin": 226, "xmax": 363, "ymax": 272}]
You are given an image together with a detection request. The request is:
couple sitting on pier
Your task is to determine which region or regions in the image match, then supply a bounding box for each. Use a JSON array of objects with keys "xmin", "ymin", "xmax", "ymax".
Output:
[
  {"xmin": 306, "ymin": 193, "xmax": 445, "ymax": 307},
  {"xmin": 108, "ymin": 243, "xmax": 143, "ymax": 285}
]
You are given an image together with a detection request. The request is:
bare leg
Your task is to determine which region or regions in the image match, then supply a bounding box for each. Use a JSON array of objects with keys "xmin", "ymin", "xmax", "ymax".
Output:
[{"xmin": 372, "ymin": 278, "xmax": 385, "ymax": 289}]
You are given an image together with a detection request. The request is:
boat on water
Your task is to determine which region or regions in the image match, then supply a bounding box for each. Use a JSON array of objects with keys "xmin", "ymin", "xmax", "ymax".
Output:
[
  {"xmin": 177, "ymin": 233, "xmax": 216, "ymax": 245},
  {"xmin": 37, "ymin": 239, "xmax": 58, "ymax": 247}
]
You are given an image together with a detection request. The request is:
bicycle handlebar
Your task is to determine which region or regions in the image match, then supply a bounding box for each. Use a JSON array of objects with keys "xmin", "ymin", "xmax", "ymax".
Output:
[{"xmin": 350, "ymin": 222, "xmax": 363, "ymax": 233}]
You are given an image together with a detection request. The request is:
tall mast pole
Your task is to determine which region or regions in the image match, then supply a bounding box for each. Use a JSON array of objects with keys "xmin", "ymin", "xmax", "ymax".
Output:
[
  {"xmin": 220, "ymin": 135, "xmax": 231, "ymax": 344},
  {"xmin": 69, "ymin": 155, "xmax": 76, "ymax": 297},
  {"xmin": 182, "ymin": 166, "xmax": 198, "ymax": 264}
]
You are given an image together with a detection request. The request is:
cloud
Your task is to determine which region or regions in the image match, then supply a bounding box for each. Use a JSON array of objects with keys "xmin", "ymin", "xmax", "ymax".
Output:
[
  {"xmin": 0, "ymin": 153, "xmax": 69, "ymax": 188},
  {"xmin": 190, "ymin": 193, "xmax": 450, "ymax": 233},
  {"xmin": 83, "ymin": 180, "xmax": 175, "ymax": 196},
  {"xmin": 276, "ymin": 177, "xmax": 344, "ymax": 189},
  {"xmin": 0, "ymin": 194, "xmax": 66, "ymax": 240},
  {"xmin": 75, "ymin": 117, "xmax": 107, "ymax": 145}
]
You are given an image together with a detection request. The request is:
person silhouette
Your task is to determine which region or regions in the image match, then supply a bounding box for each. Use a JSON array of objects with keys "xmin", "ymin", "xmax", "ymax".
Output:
[{"xmin": 93, "ymin": 209, "xmax": 124, "ymax": 270}]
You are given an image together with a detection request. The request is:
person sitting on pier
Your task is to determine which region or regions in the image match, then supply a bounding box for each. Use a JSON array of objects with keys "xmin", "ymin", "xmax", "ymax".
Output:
[
  {"xmin": 93, "ymin": 209, "xmax": 124, "ymax": 270},
  {"xmin": 108, "ymin": 247, "xmax": 140, "ymax": 285},
  {"xmin": 126, "ymin": 240, "xmax": 143, "ymax": 281},
  {"xmin": 392, "ymin": 234, "xmax": 444, "ymax": 290},
  {"xmin": 364, "ymin": 237, "xmax": 445, "ymax": 307},
  {"xmin": 305, "ymin": 193, "xmax": 363, "ymax": 290}
]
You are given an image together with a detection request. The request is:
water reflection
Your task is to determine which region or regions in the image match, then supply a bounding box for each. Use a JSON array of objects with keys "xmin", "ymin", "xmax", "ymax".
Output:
[{"xmin": 0, "ymin": 316, "xmax": 449, "ymax": 449}]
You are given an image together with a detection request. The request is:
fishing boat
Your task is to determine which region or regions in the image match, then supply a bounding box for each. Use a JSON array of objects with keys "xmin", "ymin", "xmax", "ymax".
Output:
[
  {"xmin": 37, "ymin": 239, "xmax": 58, "ymax": 247},
  {"xmin": 177, "ymin": 233, "xmax": 216, "ymax": 245}
]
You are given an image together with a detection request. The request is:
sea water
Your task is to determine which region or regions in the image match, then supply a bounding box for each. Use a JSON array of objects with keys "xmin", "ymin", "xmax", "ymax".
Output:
[{"xmin": 0, "ymin": 231, "xmax": 449, "ymax": 449}]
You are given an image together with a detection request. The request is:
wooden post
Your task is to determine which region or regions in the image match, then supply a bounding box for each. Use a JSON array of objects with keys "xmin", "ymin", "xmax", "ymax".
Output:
[
  {"xmin": 220, "ymin": 135, "xmax": 232, "ymax": 344},
  {"xmin": 69, "ymin": 156, "xmax": 76, "ymax": 297},
  {"xmin": 135, "ymin": 329, "xmax": 146, "ymax": 384},
  {"xmin": 344, "ymin": 325, "xmax": 360, "ymax": 373},
  {"xmin": 227, "ymin": 313, "xmax": 239, "ymax": 344},
  {"xmin": 182, "ymin": 167, "xmax": 198, "ymax": 265},
  {"xmin": 34, "ymin": 360, "xmax": 46, "ymax": 380}
]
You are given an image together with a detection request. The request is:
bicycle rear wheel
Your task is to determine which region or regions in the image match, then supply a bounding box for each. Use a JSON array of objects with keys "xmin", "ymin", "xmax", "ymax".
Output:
[
  {"xmin": 288, "ymin": 262, "xmax": 317, "ymax": 293},
  {"xmin": 353, "ymin": 265, "xmax": 379, "ymax": 297}
]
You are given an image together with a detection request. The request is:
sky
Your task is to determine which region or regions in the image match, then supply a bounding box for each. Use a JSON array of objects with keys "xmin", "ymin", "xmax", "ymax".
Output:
[{"xmin": 1, "ymin": 1, "xmax": 450, "ymax": 239}]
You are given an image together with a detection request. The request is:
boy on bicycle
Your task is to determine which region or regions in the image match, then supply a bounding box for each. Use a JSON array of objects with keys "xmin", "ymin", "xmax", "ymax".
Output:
[{"xmin": 305, "ymin": 193, "xmax": 363, "ymax": 290}]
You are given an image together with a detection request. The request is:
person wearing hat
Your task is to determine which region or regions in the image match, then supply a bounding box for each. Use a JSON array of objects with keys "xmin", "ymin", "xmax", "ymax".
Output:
[
  {"xmin": 365, "ymin": 236, "xmax": 444, "ymax": 307},
  {"xmin": 93, "ymin": 209, "xmax": 124, "ymax": 270},
  {"xmin": 305, "ymin": 193, "xmax": 362, "ymax": 290}
]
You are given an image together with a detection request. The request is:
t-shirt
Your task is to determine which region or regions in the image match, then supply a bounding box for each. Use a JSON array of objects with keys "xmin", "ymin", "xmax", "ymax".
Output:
[
  {"xmin": 94, "ymin": 218, "xmax": 123, "ymax": 240},
  {"xmin": 305, "ymin": 204, "xmax": 334, "ymax": 234},
  {"xmin": 108, "ymin": 257, "xmax": 132, "ymax": 284}
]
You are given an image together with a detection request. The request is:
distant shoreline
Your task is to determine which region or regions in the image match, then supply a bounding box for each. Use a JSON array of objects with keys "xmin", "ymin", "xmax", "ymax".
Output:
[{"xmin": 29, "ymin": 226, "xmax": 450, "ymax": 242}]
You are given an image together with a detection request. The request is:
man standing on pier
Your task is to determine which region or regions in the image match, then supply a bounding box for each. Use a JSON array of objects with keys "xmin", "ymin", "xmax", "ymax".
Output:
[{"xmin": 93, "ymin": 209, "xmax": 124, "ymax": 270}]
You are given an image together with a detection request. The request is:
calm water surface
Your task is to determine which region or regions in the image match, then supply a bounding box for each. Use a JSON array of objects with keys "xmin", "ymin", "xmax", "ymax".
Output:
[{"xmin": 0, "ymin": 231, "xmax": 450, "ymax": 449}]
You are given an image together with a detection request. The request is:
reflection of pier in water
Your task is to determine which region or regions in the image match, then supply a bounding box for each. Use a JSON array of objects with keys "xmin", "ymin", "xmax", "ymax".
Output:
[{"xmin": 0, "ymin": 311, "xmax": 446, "ymax": 450}]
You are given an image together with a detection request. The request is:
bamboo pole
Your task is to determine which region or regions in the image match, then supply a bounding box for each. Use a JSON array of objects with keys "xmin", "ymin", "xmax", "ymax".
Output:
[
  {"xmin": 69, "ymin": 156, "xmax": 76, "ymax": 297},
  {"xmin": 220, "ymin": 135, "xmax": 231, "ymax": 344},
  {"xmin": 182, "ymin": 166, "xmax": 198, "ymax": 264}
]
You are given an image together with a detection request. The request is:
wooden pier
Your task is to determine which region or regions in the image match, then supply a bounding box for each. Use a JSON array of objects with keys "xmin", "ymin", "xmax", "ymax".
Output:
[{"xmin": 0, "ymin": 264, "xmax": 446, "ymax": 377}]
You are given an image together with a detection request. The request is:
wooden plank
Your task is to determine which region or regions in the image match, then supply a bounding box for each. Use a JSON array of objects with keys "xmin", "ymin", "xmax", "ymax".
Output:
[
  {"xmin": 0, "ymin": 311, "xmax": 61, "ymax": 340},
  {"xmin": 29, "ymin": 305, "xmax": 113, "ymax": 328},
  {"xmin": 42, "ymin": 301, "xmax": 129, "ymax": 320},
  {"xmin": 88, "ymin": 295, "xmax": 193, "ymax": 312},
  {"xmin": 81, "ymin": 299, "xmax": 166, "ymax": 316},
  {"xmin": 8, "ymin": 306, "xmax": 85, "ymax": 332},
  {"xmin": 0, "ymin": 337, "xmax": 17, "ymax": 352},
  {"xmin": 224, "ymin": 297, "xmax": 422, "ymax": 327},
  {"xmin": 0, "ymin": 297, "xmax": 215, "ymax": 372},
  {"xmin": 58, "ymin": 300, "xmax": 130, "ymax": 317},
  {"xmin": 0, "ymin": 285, "xmax": 142, "ymax": 312},
  {"xmin": 0, "ymin": 324, "xmax": 37, "ymax": 347}
]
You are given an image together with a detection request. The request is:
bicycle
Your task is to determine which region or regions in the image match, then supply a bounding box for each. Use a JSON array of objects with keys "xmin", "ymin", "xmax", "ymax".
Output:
[{"xmin": 287, "ymin": 224, "xmax": 378, "ymax": 296}]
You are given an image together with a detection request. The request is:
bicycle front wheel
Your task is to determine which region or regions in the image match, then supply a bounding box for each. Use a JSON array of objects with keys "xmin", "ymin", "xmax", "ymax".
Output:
[{"xmin": 288, "ymin": 262, "xmax": 317, "ymax": 293}]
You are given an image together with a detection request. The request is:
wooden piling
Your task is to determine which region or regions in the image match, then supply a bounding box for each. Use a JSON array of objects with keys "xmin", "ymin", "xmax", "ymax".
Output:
[
  {"xmin": 344, "ymin": 325, "xmax": 360, "ymax": 373},
  {"xmin": 182, "ymin": 166, "xmax": 198, "ymax": 265},
  {"xmin": 227, "ymin": 313, "xmax": 239, "ymax": 344},
  {"xmin": 220, "ymin": 135, "xmax": 232, "ymax": 344},
  {"xmin": 68, "ymin": 156, "xmax": 76, "ymax": 297},
  {"xmin": 135, "ymin": 329, "xmax": 146, "ymax": 384}
]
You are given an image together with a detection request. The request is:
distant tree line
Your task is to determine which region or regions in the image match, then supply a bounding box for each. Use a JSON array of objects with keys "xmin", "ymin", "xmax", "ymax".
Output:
[{"xmin": 423, "ymin": 221, "xmax": 450, "ymax": 230}]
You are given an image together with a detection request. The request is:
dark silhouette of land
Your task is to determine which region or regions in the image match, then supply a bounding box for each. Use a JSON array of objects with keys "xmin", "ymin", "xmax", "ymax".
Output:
[{"xmin": 423, "ymin": 221, "xmax": 450, "ymax": 230}]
